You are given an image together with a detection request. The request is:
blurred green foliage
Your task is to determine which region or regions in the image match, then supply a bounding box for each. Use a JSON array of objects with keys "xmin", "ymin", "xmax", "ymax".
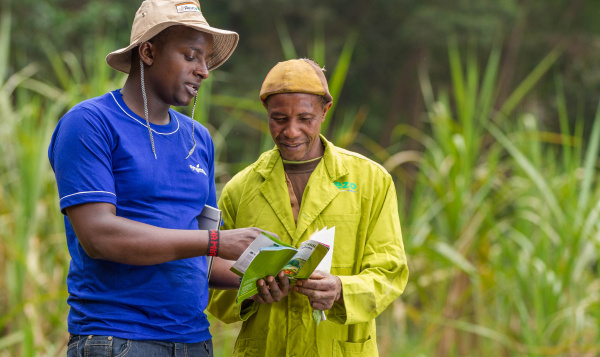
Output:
[
  {"xmin": 3, "ymin": 1, "xmax": 600, "ymax": 356},
  {"xmin": 7, "ymin": 0, "xmax": 600, "ymax": 147}
]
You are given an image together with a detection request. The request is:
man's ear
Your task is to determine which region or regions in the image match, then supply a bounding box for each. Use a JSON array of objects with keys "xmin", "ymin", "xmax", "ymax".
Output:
[
  {"xmin": 138, "ymin": 42, "xmax": 155, "ymax": 67},
  {"xmin": 322, "ymin": 101, "xmax": 333, "ymax": 122}
]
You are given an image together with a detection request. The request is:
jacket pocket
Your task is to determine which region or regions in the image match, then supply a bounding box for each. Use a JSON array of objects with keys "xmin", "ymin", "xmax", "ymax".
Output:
[
  {"xmin": 317, "ymin": 213, "xmax": 361, "ymax": 271},
  {"xmin": 332, "ymin": 335, "xmax": 376, "ymax": 356},
  {"xmin": 233, "ymin": 338, "xmax": 265, "ymax": 357}
]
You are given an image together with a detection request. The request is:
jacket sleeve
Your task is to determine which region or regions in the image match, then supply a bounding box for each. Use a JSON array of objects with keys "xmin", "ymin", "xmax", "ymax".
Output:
[
  {"xmin": 207, "ymin": 187, "xmax": 260, "ymax": 323},
  {"xmin": 327, "ymin": 174, "xmax": 409, "ymax": 325},
  {"xmin": 207, "ymin": 289, "xmax": 259, "ymax": 324}
]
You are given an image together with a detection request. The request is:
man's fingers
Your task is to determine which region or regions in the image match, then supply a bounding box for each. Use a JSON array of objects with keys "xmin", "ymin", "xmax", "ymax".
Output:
[
  {"xmin": 255, "ymin": 279, "xmax": 274, "ymax": 303},
  {"xmin": 293, "ymin": 285, "xmax": 319, "ymax": 300},
  {"xmin": 277, "ymin": 271, "xmax": 290, "ymax": 293},
  {"xmin": 251, "ymin": 282, "xmax": 268, "ymax": 304},
  {"xmin": 251, "ymin": 294, "xmax": 267, "ymax": 304},
  {"xmin": 310, "ymin": 300, "xmax": 333, "ymax": 311},
  {"xmin": 266, "ymin": 276, "xmax": 282, "ymax": 301},
  {"xmin": 254, "ymin": 276, "xmax": 291, "ymax": 304},
  {"xmin": 298, "ymin": 278, "xmax": 332, "ymax": 292},
  {"xmin": 294, "ymin": 284, "xmax": 337, "ymax": 310},
  {"xmin": 308, "ymin": 270, "xmax": 327, "ymax": 280}
]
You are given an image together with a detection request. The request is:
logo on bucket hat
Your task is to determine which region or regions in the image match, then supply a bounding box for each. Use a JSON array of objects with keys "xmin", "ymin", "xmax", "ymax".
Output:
[{"xmin": 176, "ymin": 2, "xmax": 201, "ymax": 13}]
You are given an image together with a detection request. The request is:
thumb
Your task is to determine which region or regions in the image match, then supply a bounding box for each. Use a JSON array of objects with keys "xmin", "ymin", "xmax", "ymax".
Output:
[{"xmin": 309, "ymin": 270, "xmax": 327, "ymax": 280}]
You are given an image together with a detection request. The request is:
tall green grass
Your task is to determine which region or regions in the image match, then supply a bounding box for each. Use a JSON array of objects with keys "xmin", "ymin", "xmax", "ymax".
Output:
[
  {"xmin": 384, "ymin": 39, "xmax": 600, "ymax": 356},
  {"xmin": 0, "ymin": 12, "xmax": 70, "ymax": 357}
]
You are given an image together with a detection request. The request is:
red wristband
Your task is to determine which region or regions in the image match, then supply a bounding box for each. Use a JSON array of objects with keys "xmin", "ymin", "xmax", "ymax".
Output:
[{"xmin": 208, "ymin": 230, "xmax": 220, "ymax": 257}]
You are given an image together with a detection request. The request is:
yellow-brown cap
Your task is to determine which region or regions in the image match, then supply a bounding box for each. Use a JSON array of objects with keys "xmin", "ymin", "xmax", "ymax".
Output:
[
  {"xmin": 106, "ymin": 0, "xmax": 238, "ymax": 73},
  {"xmin": 259, "ymin": 59, "xmax": 333, "ymax": 103}
]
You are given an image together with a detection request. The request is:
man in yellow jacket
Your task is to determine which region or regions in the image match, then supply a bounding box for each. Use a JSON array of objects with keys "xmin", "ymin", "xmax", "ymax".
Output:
[{"xmin": 208, "ymin": 58, "xmax": 408, "ymax": 356}]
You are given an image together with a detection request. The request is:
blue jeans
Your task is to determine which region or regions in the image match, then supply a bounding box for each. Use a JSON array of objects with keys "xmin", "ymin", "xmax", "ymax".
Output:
[{"xmin": 67, "ymin": 334, "xmax": 213, "ymax": 357}]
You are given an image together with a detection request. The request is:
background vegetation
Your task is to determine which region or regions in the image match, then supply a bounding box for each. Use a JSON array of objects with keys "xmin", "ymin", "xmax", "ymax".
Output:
[{"xmin": 3, "ymin": 0, "xmax": 600, "ymax": 356}]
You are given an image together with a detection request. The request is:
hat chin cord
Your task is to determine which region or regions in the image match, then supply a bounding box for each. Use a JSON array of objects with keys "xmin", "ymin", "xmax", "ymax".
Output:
[
  {"xmin": 186, "ymin": 96, "xmax": 197, "ymax": 159},
  {"xmin": 139, "ymin": 58, "xmax": 197, "ymax": 160},
  {"xmin": 140, "ymin": 59, "xmax": 157, "ymax": 159}
]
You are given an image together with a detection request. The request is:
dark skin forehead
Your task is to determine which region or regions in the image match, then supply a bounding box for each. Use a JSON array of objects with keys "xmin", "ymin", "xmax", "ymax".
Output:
[
  {"xmin": 265, "ymin": 93, "xmax": 329, "ymax": 110},
  {"xmin": 267, "ymin": 93, "xmax": 323, "ymax": 115}
]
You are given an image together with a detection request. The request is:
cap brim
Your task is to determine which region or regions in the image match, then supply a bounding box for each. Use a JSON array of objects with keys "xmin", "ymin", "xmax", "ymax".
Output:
[{"xmin": 106, "ymin": 22, "xmax": 239, "ymax": 74}]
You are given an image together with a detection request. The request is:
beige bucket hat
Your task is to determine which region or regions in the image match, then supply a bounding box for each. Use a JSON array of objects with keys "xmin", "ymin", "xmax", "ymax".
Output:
[{"xmin": 106, "ymin": 0, "xmax": 239, "ymax": 73}]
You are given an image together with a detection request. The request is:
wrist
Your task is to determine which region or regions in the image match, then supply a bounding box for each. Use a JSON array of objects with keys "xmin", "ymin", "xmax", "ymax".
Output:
[
  {"xmin": 335, "ymin": 276, "xmax": 343, "ymax": 302},
  {"xmin": 207, "ymin": 230, "xmax": 220, "ymax": 257}
]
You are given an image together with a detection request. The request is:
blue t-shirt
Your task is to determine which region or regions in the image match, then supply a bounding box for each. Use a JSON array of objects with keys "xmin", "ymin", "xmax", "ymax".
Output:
[{"xmin": 48, "ymin": 89, "xmax": 216, "ymax": 342}]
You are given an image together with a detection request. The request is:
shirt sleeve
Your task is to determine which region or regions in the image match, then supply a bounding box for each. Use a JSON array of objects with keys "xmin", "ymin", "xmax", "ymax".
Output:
[
  {"xmin": 327, "ymin": 174, "xmax": 409, "ymax": 325},
  {"xmin": 49, "ymin": 105, "xmax": 116, "ymax": 214}
]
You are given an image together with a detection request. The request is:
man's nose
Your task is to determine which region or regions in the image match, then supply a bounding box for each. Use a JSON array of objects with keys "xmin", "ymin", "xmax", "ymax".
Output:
[
  {"xmin": 283, "ymin": 120, "xmax": 301, "ymax": 138},
  {"xmin": 194, "ymin": 61, "xmax": 209, "ymax": 79}
]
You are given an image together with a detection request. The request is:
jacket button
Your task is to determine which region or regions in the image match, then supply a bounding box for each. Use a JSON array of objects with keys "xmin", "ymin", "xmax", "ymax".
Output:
[{"xmin": 291, "ymin": 307, "xmax": 298, "ymax": 312}]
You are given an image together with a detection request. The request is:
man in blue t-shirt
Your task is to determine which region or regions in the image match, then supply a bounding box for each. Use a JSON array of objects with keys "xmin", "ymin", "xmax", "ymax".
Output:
[{"xmin": 48, "ymin": 1, "xmax": 267, "ymax": 355}]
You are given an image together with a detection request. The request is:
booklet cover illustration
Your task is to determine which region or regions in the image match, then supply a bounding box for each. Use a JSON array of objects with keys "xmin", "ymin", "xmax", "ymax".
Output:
[{"xmin": 230, "ymin": 228, "xmax": 335, "ymax": 303}]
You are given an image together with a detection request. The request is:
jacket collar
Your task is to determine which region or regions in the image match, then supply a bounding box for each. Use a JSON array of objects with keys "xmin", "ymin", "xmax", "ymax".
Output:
[
  {"xmin": 253, "ymin": 135, "xmax": 349, "ymax": 243},
  {"xmin": 253, "ymin": 134, "xmax": 348, "ymax": 181}
]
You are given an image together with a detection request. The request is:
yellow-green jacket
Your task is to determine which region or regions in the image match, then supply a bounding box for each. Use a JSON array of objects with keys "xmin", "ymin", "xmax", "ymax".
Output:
[{"xmin": 208, "ymin": 137, "xmax": 408, "ymax": 357}]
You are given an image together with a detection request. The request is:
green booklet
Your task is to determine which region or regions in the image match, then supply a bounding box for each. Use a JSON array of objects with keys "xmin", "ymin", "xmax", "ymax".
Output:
[{"xmin": 230, "ymin": 232, "xmax": 330, "ymax": 303}]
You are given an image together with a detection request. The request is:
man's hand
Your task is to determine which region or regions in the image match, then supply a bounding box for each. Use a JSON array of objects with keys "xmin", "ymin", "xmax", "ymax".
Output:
[
  {"xmin": 219, "ymin": 228, "xmax": 279, "ymax": 261},
  {"xmin": 251, "ymin": 271, "xmax": 290, "ymax": 304},
  {"xmin": 292, "ymin": 271, "xmax": 342, "ymax": 310}
]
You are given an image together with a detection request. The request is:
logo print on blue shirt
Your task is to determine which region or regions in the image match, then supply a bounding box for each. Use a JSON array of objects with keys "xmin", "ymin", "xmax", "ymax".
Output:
[{"xmin": 189, "ymin": 164, "xmax": 207, "ymax": 175}]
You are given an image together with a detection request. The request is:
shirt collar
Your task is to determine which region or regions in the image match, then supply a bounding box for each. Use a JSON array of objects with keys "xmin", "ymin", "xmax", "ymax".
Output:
[{"xmin": 254, "ymin": 135, "xmax": 348, "ymax": 181}]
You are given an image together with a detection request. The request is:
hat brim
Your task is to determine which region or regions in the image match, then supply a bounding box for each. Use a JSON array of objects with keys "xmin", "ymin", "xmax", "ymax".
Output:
[{"xmin": 106, "ymin": 22, "xmax": 239, "ymax": 74}]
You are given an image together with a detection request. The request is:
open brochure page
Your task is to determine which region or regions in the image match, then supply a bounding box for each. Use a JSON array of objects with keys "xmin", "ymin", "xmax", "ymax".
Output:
[
  {"xmin": 230, "ymin": 232, "xmax": 293, "ymax": 277},
  {"xmin": 309, "ymin": 227, "xmax": 335, "ymax": 273},
  {"xmin": 303, "ymin": 226, "xmax": 336, "ymax": 322},
  {"xmin": 236, "ymin": 247, "xmax": 297, "ymax": 303},
  {"xmin": 282, "ymin": 240, "xmax": 329, "ymax": 280}
]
